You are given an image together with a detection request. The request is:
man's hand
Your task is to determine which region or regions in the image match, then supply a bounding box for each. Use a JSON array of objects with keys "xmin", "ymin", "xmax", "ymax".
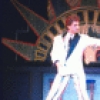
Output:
[
  {"xmin": 56, "ymin": 62, "xmax": 67, "ymax": 76},
  {"xmin": 83, "ymin": 45, "xmax": 97, "ymax": 64}
]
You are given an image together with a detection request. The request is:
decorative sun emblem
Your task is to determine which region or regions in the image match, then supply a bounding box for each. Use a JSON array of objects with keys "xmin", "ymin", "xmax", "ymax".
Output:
[{"xmin": 1, "ymin": 0, "xmax": 100, "ymax": 64}]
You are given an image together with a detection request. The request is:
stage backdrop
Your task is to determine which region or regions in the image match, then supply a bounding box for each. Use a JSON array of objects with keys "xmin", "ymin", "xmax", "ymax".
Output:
[
  {"xmin": 43, "ymin": 73, "xmax": 100, "ymax": 100},
  {"xmin": 2, "ymin": 0, "xmax": 100, "ymax": 66}
]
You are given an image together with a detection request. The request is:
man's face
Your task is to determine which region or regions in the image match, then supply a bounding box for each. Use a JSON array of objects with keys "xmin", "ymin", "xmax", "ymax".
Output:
[{"xmin": 67, "ymin": 21, "xmax": 80, "ymax": 34}]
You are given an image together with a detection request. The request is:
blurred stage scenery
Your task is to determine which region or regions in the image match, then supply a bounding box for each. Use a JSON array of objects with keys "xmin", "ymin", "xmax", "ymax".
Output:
[{"xmin": 2, "ymin": 0, "xmax": 100, "ymax": 100}]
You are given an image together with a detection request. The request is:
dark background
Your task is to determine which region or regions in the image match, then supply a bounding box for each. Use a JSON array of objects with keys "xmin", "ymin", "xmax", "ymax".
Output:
[
  {"xmin": 1, "ymin": 0, "xmax": 50, "ymax": 65},
  {"xmin": 1, "ymin": 0, "xmax": 100, "ymax": 67},
  {"xmin": 1, "ymin": 1, "xmax": 49, "ymax": 99}
]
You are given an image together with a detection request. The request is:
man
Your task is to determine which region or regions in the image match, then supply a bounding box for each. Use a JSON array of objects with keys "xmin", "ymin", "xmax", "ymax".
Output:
[{"xmin": 46, "ymin": 14, "xmax": 100, "ymax": 100}]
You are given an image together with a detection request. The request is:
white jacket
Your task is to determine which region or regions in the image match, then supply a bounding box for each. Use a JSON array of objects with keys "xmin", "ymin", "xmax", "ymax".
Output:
[{"xmin": 50, "ymin": 34, "xmax": 100, "ymax": 74}]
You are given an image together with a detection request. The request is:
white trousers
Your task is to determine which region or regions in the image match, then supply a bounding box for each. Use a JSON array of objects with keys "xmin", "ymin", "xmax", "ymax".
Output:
[{"xmin": 46, "ymin": 73, "xmax": 90, "ymax": 100}]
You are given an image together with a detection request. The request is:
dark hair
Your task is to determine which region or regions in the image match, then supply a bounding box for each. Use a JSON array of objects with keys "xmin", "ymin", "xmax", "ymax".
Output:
[
  {"xmin": 62, "ymin": 14, "xmax": 80, "ymax": 38},
  {"xmin": 66, "ymin": 14, "xmax": 80, "ymax": 30}
]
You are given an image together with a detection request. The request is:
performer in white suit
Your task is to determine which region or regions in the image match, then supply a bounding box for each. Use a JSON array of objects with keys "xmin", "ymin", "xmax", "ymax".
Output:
[{"xmin": 46, "ymin": 14, "xmax": 100, "ymax": 100}]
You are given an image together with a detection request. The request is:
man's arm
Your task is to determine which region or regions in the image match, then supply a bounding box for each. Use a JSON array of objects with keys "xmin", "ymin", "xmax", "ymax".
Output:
[
  {"xmin": 50, "ymin": 36, "xmax": 61, "ymax": 64},
  {"xmin": 84, "ymin": 35, "xmax": 100, "ymax": 47},
  {"xmin": 50, "ymin": 36, "xmax": 67, "ymax": 76},
  {"xmin": 89, "ymin": 37, "xmax": 100, "ymax": 46}
]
